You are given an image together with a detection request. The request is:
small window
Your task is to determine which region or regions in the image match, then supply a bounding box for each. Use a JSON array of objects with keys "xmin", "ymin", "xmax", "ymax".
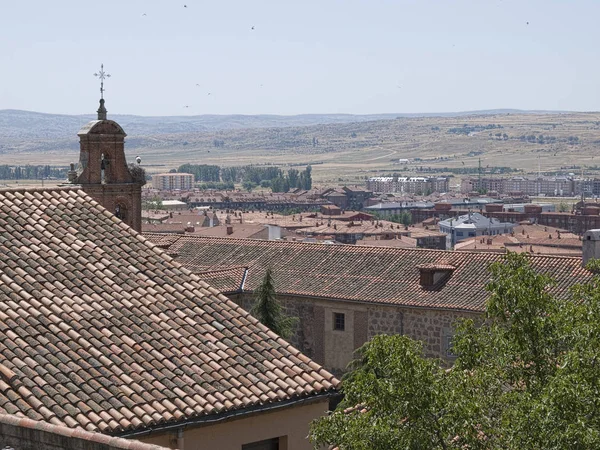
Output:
[
  {"xmin": 443, "ymin": 335, "xmax": 456, "ymax": 358},
  {"xmin": 242, "ymin": 438, "xmax": 279, "ymax": 450},
  {"xmin": 333, "ymin": 312, "xmax": 345, "ymax": 331}
]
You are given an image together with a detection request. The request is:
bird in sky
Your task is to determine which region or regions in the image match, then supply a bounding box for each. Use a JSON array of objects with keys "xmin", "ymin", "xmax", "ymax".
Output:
[
  {"xmin": 207, "ymin": 93, "xmax": 212, "ymax": 96},
  {"xmin": 184, "ymin": 105, "xmax": 190, "ymax": 108},
  {"xmin": 142, "ymin": 13, "xmax": 147, "ymax": 16},
  {"xmin": 251, "ymin": 26, "xmax": 255, "ymax": 30},
  {"xmin": 184, "ymin": 4, "xmax": 188, "ymax": 8},
  {"xmin": 196, "ymin": 84, "xmax": 200, "ymax": 87},
  {"xmin": 526, "ymin": 21, "xmax": 529, "ymax": 25}
]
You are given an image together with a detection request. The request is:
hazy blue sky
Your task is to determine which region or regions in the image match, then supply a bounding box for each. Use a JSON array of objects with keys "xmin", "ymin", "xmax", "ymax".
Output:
[{"xmin": 1, "ymin": 0, "xmax": 599, "ymax": 116}]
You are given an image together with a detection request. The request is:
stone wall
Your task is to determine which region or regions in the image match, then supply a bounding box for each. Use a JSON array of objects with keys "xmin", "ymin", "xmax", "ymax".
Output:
[
  {"xmin": 367, "ymin": 306, "xmax": 403, "ymax": 340},
  {"xmin": 237, "ymin": 294, "xmax": 316, "ymax": 360},
  {"xmin": 233, "ymin": 293, "xmax": 482, "ymax": 372},
  {"xmin": 402, "ymin": 307, "xmax": 481, "ymax": 359}
]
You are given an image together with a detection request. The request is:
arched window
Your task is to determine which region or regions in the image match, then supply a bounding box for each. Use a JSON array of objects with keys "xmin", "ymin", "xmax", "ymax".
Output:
[
  {"xmin": 100, "ymin": 153, "xmax": 106, "ymax": 184},
  {"xmin": 115, "ymin": 203, "xmax": 127, "ymax": 221}
]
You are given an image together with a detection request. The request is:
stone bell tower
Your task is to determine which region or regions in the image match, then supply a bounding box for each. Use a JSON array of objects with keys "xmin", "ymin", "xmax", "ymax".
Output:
[{"xmin": 69, "ymin": 65, "xmax": 142, "ymax": 232}]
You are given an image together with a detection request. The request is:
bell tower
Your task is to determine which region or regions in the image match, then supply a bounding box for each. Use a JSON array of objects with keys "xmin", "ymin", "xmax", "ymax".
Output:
[{"xmin": 71, "ymin": 64, "xmax": 143, "ymax": 232}]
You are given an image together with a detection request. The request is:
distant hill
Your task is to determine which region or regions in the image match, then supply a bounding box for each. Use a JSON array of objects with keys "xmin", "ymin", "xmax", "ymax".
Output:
[{"xmin": 0, "ymin": 108, "xmax": 566, "ymax": 142}]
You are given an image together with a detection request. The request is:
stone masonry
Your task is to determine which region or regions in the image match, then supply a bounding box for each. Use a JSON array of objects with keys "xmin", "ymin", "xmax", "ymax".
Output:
[{"xmin": 234, "ymin": 293, "xmax": 482, "ymax": 372}]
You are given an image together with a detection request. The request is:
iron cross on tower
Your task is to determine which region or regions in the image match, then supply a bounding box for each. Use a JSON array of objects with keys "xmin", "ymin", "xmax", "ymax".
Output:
[{"xmin": 94, "ymin": 64, "xmax": 111, "ymax": 99}]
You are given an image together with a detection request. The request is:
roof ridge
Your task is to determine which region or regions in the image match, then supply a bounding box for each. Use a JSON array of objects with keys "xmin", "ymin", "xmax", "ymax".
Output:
[
  {"xmin": 196, "ymin": 266, "xmax": 249, "ymax": 275},
  {"xmin": 145, "ymin": 234, "xmax": 586, "ymax": 261},
  {"xmin": 0, "ymin": 185, "xmax": 81, "ymax": 194},
  {"xmin": 0, "ymin": 413, "xmax": 169, "ymax": 449}
]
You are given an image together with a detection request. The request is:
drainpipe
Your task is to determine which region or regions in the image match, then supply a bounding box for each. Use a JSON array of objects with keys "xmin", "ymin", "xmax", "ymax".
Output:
[{"xmin": 177, "ymin": 428, "xmax": 184, "ymax": 449}]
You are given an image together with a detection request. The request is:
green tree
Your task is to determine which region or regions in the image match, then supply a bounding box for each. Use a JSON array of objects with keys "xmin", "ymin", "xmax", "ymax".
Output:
[
  {"xmin": 558, "ymin": 201, "xmax": 570, "ymax": 212},
  {"xmin": 142, "ymin": 195, "xmax": 163, "ymax": 210},
  {"xmin": 389, "ymin": 211, "xmax": 412, "ymax": 227},
  {"xmin": 304, "ymin": 165, "xmax": 313, "ymax": 189},
  {"xmin": 287, "ymin": 168, "xmax": 300, "ymax": 189},
  {"xmin": 242, "ymin": 180, "xmax": 257, "ymax": 192},
  {"xmin": 251, "ymin": 268, "xmax": 297, "ymax": 339},
  {"xmin": 310, "ymin": 253, "xmax": 600, "ymax": 449}
]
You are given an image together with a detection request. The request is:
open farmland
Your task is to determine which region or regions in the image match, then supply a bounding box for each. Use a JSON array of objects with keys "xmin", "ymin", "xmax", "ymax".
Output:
[{"xmin": 2, "ymin": 110, "xmax": 600, "ymax": 185}]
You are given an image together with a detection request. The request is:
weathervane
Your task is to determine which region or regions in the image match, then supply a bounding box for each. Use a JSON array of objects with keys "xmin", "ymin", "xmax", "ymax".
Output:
[{"xmin": 94, "ymin": 64, "xmax": 111, "ymax": 99}]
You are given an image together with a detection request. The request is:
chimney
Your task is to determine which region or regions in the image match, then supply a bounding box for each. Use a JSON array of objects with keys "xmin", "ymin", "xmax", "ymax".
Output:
[
  {"xmin": 582, "ymin": 229, "xmax": 600, "ymax": 267},
  {"xmin": 416, "ymin": 263, "xmax": 456, "ymax": 288},
  {"xmin": 67, "ymin": 162, "xmax": 77, "ymax": 183},
  {"xmin": 227, "ymin": 225, "xmax": 234, "ymax": 235}
]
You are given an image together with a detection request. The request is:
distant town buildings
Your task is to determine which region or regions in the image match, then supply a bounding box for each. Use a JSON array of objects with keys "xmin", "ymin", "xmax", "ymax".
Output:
[
  {"xmin": 439, "ymin": 212, "xmax": 514, "ymax": 248},
  {"xmin": 151, "ymin": 172, "xmax": 194, "ymax": 190},
  {"xmin": 367, "ymin": 176, "xmax": 449, "ymax": 194},
  {"xmin": 455, "ymin": 224, "xmax": 582, "ymax": 256},
  {"xmin": 461, "ymin": 176, "xmax": 600, "ymax": 197}
]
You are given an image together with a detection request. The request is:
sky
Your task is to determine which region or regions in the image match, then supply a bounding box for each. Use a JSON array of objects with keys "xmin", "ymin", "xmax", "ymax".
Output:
[{"xmin": 1, "ymin": 0, "xmax": 599, "ymax": 116}]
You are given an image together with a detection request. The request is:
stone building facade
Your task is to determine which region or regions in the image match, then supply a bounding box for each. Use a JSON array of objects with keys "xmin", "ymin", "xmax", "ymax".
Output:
[
  {"xmin": 144, "ymin": 235, "xmax": 591, "ymax": 375},
  {"xmin": 235, "ymin": 293, "xmax": 480, "ymax": 374}
]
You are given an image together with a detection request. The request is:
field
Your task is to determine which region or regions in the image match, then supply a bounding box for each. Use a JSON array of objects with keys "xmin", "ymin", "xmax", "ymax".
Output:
[{"xmin": 3, "ymin": 111, "xmax": 600, "ymax": 187}]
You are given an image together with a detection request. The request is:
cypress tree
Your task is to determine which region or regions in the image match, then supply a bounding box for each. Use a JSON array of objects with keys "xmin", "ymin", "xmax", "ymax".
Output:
[{"xmin": 251, "ymin": 268, "xmax": 297, "ymax": 338}]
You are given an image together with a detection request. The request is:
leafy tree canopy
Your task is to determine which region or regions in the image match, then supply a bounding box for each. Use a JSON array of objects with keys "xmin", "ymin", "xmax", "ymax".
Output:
[{"xmin": 310, "ymin": 253, "xmax": 600, "ymax": 449}]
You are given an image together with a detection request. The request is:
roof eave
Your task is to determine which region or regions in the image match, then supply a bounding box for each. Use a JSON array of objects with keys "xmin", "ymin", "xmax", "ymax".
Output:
[{"xmin": 115, "ymin": 391, "xmax": 336, "ymax": 439}]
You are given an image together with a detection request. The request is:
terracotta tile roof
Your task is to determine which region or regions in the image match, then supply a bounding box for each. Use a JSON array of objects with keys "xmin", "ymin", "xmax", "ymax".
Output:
[
  {"xmin": 191, "ymin": 224, "xmax": 267, "ymax": 239},
  {"xmin": 141, "ymin": 211, "xmax": 171, "ymax": 221},
  {"xmin": 357, "ymin": 236, "xmax": 419, "ymax": 248},
  {"xmin": 0, "ymin": 187, "xmax": 338, "ymax": 434},
  {"xmin": 196, "ymin": 267, "xmax": 249, "ymax": 293},
  {"xmin": 0, "ymin": 413, "xmax": 168, "ymax": 449},
  {"xmin": 142, "ymin": 234, "xmax": 593, "ymax": 313},
  {"xmin": 141, "ymin": 223, "xmax": 186, "ymax": 234}
]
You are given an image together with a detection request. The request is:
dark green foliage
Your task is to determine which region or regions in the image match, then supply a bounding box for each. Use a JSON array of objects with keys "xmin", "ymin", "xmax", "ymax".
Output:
[
  {"xmin": 448, "ymin": 124, "xmax": 502, "ymax": 135},
  {"xmin": 251, "ymin": 268, "xmax": 297, "ymax": 339},
  {"xmin": 287, "ymin": 168, "xmax": 300, "ymax": 188},
  {"xmin": 310, "ymin": 253, "xmax": 600, "ymax": 449},
  {"xmin": 272, "ymin": 165, "xmax": 312, "ymax": 193},
  {"xmin": 176, "ymin": 163, "xmax": 311, "ymax": 192},
  {"xmin": 197, "ymin": 181, "xmax": 234, "ymax": 190},
  {"xmin": 142, "ymin": 195, "xmax": 163, "ymax": 210},
  {"xmin": 242, "ymin": 180, "xmax": 257, "ymax": 192},
  {"xmin": 388, "ymin": 211, "xmax": 412, "ymax": 226},
  {"xmin": 0, "ymin": 165, "xmax": 68, "ymax": 180},
  {"xmin": 177, "ymin": 164, "xmax": 221, "ymax": 182}
]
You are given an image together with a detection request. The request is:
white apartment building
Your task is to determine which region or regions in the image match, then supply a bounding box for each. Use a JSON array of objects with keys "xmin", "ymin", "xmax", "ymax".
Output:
[
  {"xmin": 439, "ymin": 212, "xmax": 514, "ymax": 248},
  {"xmin": 151, "ymin": 173, "xmax": 194, "ymax": 190},
  {"xmin": 367, "ymin": 176, "xmax": 449, "ymax": 194}
]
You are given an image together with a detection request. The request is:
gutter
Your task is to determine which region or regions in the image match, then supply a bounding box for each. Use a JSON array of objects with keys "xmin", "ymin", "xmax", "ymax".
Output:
[
  {"xmin": 223, "ymin": 288, "xmax": 485, "ymax": 315},
  {"xmin": 115, "ymin": 392, "xmax": 334, "ymax": 439}
]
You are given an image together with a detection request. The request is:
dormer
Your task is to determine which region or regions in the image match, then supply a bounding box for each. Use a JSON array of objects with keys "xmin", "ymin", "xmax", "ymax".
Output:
[{"xmin": 416, "ymin": 263, "xmax": 456, "ymax": 288}]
